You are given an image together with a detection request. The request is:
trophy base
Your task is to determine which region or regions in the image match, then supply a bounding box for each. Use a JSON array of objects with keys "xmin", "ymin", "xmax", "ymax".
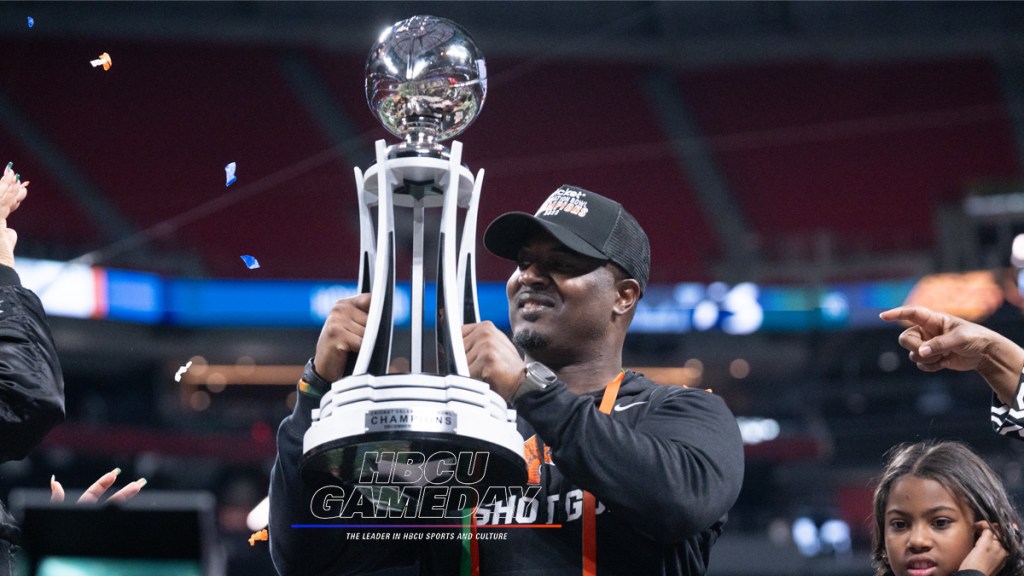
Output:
[
  {"xmin": 300, "ymin": 431, "xmax": 527, "ymax": 514},
  {"xmin": 300, "ymin": 374, "xmax": 528, "ymax": 515}
]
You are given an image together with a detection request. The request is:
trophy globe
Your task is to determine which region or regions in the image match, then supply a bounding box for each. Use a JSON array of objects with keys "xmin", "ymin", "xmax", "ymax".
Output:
[
  {"xmin": 366, "ymin": 15, "xmax": 487, "ymax": 158},
  {"xmin": 300, "ymin": 16, "xmax": 526, "ymax": 516}
]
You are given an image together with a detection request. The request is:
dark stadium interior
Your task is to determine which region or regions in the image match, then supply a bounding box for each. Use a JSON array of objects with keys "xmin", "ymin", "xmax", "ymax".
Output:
[{"xmin": 4, "ymin": 2, "xmax": 1024, "ymax": 574}]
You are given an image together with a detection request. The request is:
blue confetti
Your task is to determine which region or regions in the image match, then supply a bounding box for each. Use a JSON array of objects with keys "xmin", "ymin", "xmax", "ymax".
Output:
[
  {"xmin": 225, "ymin": 161, "xmax": 237, "ymax": 186},
  {"xmin": 240, "ymin": 255, "xmax": 260, "ymax": 269},
  {"xmin": 27, "ymin": 17, "xmax": 34, "ymax": 28}
]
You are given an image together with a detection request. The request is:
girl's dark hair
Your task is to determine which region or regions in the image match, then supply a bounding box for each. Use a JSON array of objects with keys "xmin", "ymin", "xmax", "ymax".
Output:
[{"xmin": 871, "ymin": 440, "xmax": 1024, "ymax": 576}]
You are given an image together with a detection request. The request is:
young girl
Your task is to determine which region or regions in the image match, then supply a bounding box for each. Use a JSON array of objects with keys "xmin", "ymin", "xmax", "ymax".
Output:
[{"xmin": 872, "ymin": 440, "xmax": 1024, "ymax": 576}]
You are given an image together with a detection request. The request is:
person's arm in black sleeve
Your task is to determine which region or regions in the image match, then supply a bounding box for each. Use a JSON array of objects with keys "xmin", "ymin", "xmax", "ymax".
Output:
[
  {"xmin": 0, "ymin": 163, "xmax": 64, "ymax": 462},
  {"xmin": 516, "ymin": 378, "xmax": 744, "ymax": 543},
  {"xmin": 272, "ymin": 294, "xmax": 420, "ymax": 574},
  {"xmin": 0, "ymin": 264, "xmax": 65, "ymax": 461},
  {"xmin": 269, "ymin": 361, "xmax": 417, "ymax": 576}
]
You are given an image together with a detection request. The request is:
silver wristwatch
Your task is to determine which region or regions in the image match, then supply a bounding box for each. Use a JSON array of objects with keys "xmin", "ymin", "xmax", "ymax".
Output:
[{"xmin": 512, "ymin": 361, "xmax": 558, "ymax": 404}]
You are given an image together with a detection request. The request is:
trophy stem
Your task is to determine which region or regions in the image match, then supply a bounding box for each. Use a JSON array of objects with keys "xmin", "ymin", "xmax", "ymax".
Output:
[
  {"xmin": 411, "ymin": 199, "xmax": 425, "ymax": 374},
  {"xmin": 403, "ymin": 118, "xmax": 441, "ymax": 140},
  {"xmin": 352, "ymin": 140, "xmax": 398, "ymax": 377},
  {"xmin": 394, "ymin": 119, "xmax": 446, "ymax": 158},
  {"xmin": 458, "ymin": 169, "xmax": 484, "ymax": 325},
  {"xmin": 438, "ymin": 141, "xmax": 468, "ymax": 376}
]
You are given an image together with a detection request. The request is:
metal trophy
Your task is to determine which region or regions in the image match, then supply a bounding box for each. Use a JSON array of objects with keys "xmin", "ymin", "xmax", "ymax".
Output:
[{"xmin": 300, "ymin": 16, "xmax": 527, "ymax": 514}]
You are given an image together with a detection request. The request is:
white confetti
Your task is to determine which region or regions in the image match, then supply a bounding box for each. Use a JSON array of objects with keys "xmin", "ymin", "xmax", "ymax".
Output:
[{"xmin": 174, "ymin": 360, "xmax": 193, "ymax": 383}]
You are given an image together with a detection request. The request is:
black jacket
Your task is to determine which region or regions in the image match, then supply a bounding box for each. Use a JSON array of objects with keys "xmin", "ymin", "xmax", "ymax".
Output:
[
  {"xmin": 0, "ymin": 264, "xmax": 66, "ymax": 545},
  {"xmin": 269, "ymin": 369, "xmax": 744, "ymax": 575}
]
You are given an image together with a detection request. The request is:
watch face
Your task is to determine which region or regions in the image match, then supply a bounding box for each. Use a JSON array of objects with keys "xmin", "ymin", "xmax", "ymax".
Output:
[{"xmin": 528, "ymin": 362, "xmax": 558, "ymax": 384}]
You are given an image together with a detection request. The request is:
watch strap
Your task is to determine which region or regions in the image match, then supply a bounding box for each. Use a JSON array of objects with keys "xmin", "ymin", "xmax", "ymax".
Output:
[
  {"xmin": 297, "ymin": 358, "xmax": 332, "ymax": 398},
  {"xmin": 513, "ymin": 362, "xmax": 556, "ymax": 405}
]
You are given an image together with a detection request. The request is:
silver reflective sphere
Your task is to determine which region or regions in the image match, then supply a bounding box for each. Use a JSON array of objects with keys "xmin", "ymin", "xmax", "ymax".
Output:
[{"xmin": 366, "ymin": 15, "xmax": 486, "ymax": 148}]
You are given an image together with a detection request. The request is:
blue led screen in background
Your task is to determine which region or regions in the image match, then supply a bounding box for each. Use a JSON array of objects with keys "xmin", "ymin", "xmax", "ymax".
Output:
[{"xmin": 20, "ymin": 257, "xmax": 922, "ymax": 333}]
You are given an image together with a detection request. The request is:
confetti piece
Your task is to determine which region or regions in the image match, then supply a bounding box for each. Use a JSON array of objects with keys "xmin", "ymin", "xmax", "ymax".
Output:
[
  {"xmin": 241, "ymin": 255, "xmax": 260, "ymax": 269},
  {"xmin": 90, "ymin": 52, "xmax": 112, "ymax": 71},
  {"xmin": 224, "ymin": 162, "xmax": 237, "ymax": 186},
  {"xmin": 249, "ymin": 529, "xmax": 268, "ymax": 546},
  {"xmin": 27, "ymin": 17, "xmax": 34, "ymax": 28},
  {"xmin": 174, "ymin": 360, "xmax": 193, "ymax": 383}
]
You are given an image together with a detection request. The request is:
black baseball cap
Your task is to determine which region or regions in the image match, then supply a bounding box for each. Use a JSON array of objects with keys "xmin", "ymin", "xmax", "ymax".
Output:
[{"xmin": 483, "ymin": 185, "xmax": 650, "ymax": 293}]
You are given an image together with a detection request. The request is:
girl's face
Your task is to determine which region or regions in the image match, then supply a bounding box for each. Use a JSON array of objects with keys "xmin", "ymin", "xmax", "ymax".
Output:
[{"xmin": 884, "ymin": 476, "xmax": 977, "ymax": 576}]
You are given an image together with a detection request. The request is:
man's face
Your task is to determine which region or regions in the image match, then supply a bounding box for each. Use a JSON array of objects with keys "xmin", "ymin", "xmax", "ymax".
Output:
[{"xmin": 505, "ymin": 232, "xmax": 619, "ymax": 358}]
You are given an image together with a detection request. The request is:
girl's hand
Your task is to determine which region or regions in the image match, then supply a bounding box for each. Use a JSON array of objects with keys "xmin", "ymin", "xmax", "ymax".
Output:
[{"xmin": 959, "ymin": 521, "xmax": 1008, "ymax": 576}]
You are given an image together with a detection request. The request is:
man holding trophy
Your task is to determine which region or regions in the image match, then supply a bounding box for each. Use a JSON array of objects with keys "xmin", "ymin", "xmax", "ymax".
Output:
[{"xmin": 269, "ymin": 16, "xmax": 744, "ymax": 576}]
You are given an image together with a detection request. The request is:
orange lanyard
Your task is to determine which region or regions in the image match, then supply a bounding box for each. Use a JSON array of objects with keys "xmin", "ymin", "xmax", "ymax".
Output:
[
  {"xmin": 583, "ymin": 371, "xmax": 625, "ymax": 576},
  {"xmin": 462, "ymin": 371, "xmax": 625, "ymax": 576}
]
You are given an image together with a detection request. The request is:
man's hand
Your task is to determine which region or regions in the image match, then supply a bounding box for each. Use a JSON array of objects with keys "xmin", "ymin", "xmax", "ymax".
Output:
[
  {"xmin": 880, "ymin": 305, "xmax": 1024, "ymax": 405},
  {"xmin": 313, "ymin": 293, "xmax": 371, "ymax": 382},
  {"xmin": 50, "ymin": 468, "xmax": 146, "ymax": 504},
  {"xmin": 881, "ymin": 306, "xmax": 1006, "ymax": 372},
  {"xmin": 958, "ymin": 521, "xmax": 1008, "ymax": 576},
  {"xmin": 462, "ymin": 321, "xmax": 526, "ymax": 404},
  {"xmin": 0, "ymin": 163, "xmax": 28, "ymax": 269}
]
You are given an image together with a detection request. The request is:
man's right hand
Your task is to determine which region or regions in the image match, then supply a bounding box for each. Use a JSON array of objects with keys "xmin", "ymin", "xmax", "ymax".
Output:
[{"xmin": 313, "ymin": 293, "xmax": 371, "ymax": 382}]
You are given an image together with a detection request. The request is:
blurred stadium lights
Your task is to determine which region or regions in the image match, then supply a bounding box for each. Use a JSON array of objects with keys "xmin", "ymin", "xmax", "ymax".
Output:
[
  {"xmin": 792, "ymin": 516, "xmax": 853, "ymax": 558},
  {"xmin": 179, "ymin": 364, "xmax": 302, "ymax": 387},
  {"xmin": 736, "ymin": 417, "xmax": 781, "ymax": 445},
  {"xmin": 964, "ymin": 191, "xmax": 1024, "ymax": 219},
  {"xmin": 180, "ymin": 364, "xmax": 706, "ymax": 387}
]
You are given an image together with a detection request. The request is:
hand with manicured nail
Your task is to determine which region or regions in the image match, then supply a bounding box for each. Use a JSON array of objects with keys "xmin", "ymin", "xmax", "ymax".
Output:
[
  {"xmin": 0, "ymin": 162, "xmax": 29, "ymax": 268},
  {"xmin": 50, "ymin": 468, "xmax": 147, "ymax": 505}
]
